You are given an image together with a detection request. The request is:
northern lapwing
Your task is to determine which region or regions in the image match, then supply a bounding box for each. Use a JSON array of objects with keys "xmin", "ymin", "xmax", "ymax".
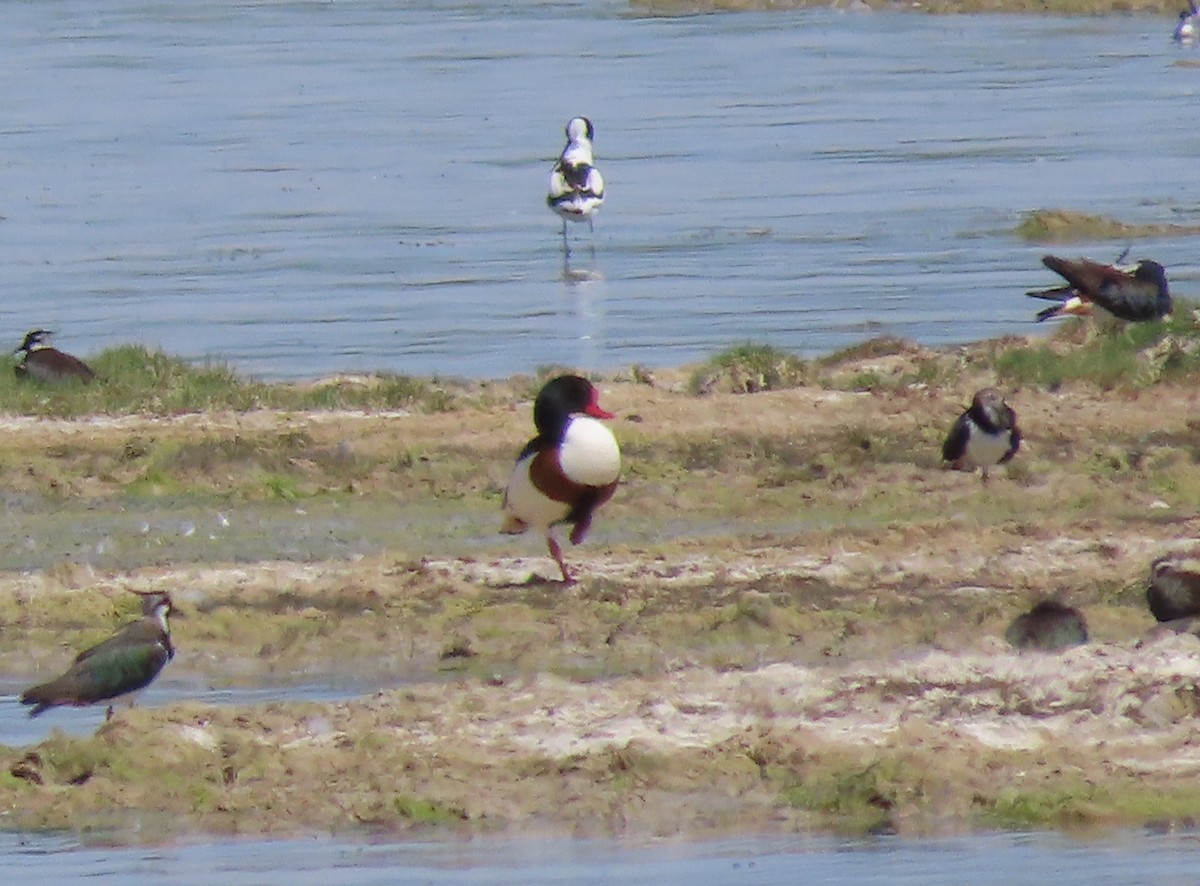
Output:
[
  {"xmin": 1005, "ymin": 600, "xmax": 1088, "ymax": 651},
  {"xmin": 20, "ymin": 591, "xmax": 177, "ymax": 720},
  {"xmin": 942, "ymin": 388, "xmax": 1021, "ymax": 483},
  {"xmin": 13, "ymin": 329, "xmax": 96, "ymax": 384},
  {"xmin": 1147, "ymin": 548, "xmax": 1200, "ymax": 623},
  {"xmin": 501, "ymin": 374, "xmax": 620, "ymax": 583},
  {"xmin": 547, "ymin": 117, "xmax": 605, "ymax": 253},
  {"xmin": 1026, "ymin": 255, "xmax": 1171, "ymax": 324}
]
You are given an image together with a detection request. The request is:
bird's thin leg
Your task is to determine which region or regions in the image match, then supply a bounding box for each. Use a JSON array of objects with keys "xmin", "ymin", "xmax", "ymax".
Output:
[
  {"xmin": 547, "ymin": 535, "xmax": 574, "ymax": 584},
  {"xmin": 561, "ymin": 220, "xmax": 571, "ymax": 257}
]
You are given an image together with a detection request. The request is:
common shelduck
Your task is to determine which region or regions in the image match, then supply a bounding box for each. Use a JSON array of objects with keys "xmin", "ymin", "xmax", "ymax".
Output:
[
  {"xmin": 942, "ymin": 388, "xmax": 1021, "ymax": 483},
  {"xmin": 501, "ymin": 374, "xmax": 620, "ymax": 583}
]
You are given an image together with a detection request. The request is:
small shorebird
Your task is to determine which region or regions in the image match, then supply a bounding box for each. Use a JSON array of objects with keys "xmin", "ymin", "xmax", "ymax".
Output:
[
  {"xmin": 1026, "ymin": 254, "xmax": 1171, "ymax": 323},
  {"xmin": 13, "ymin": 329, "xmax": 96, "ymax": 384},
  {"xmin": 547, "ymin": 117, "xmax": 605, "ymax": 252},
  {"xmin": 1005, "ymin": 600, "xmax": 1088, "ymax": 651},
  {"xmin": 20, "ymin": 591, "xmax": 178, "ymax": 720},
  {"xmin": 1147, "ymin": 548, "xmax": 1200, "ymax": 623},
  {"xmin": 501, "ymin": 375, "xmax": 621, "ymax": 583},
  {"xmin": 942, "ymin": 388, "xmax": 1021, "ymax": 483}
]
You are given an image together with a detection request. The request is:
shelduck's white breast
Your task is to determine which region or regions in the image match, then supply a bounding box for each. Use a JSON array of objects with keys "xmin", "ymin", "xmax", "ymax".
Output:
[{"xmin": 559, "ymin": 417, "xmax": 620, "ymax": 486}]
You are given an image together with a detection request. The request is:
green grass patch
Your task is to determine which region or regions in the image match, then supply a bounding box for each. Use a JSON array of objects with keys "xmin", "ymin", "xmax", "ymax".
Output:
[
  {"xmin": 982, "ymin": 783, "xmax": 1200, "ymax": 832},
  {"xmin": 0, "ymin": 344, "xmax": 459, "ymax": 417},
  {"xmin": 996, "ymin": 306, "xmax": 1200, "ymax": 389},
  {"xmin": 392, "ymin": 794, "xmax": 466, "ymax": 824},
  {"xmin": 782, "ymin": 759, "xmax": 902, "ymax": 835},
  {"xmin": 689, "ymin": 342, "xmax": 811, "ymax": 395},
  {"xmin": 1014, "ymin": 209, "xmax": 1200, "ymax": 242}
]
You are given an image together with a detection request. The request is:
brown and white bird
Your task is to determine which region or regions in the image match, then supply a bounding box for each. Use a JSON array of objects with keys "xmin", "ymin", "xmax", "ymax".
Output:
[
  {"xmin": 20, "ymin": 591, "xmax": 177, "ymax": 720},
  {"xmin": 942, "ymin": 388, "xmax": 1021, "ymax": 482},
  {"xmin": 501, "ymin": 375, "xmax": 620, "ymax": 583},
  {"xmin": 1027, "ymin": 254, "xmax": 1171, "ymax": 324},
  {"xmin": 547, "ymin": 117, "xmax": 605, "ymax": 252},
  {"xmin": 13, "ymin": 329, "xmax": 96, "ymax": 384}
]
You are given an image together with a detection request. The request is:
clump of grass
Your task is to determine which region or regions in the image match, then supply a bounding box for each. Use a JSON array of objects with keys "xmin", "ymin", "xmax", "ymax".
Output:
[
  {"xmin": 781, "ymin": 758, "xmax": 901, "ymax": 835},
  {"xmin": 994, "ymin": 337, "xmax": 1142, "ymax": 389},
  {"xmin": 1015, "ymin": 209, "xmax": 1200, "ymax": 243},
  {"xmin": 0, "ymin": 344, "xmax": 463, "ymax": 417},
  {"xmin": 997, "ymin": 306, "xmax": 1200, "ymax": 389},
  {"xmin": 819, "ymin": 336, "xmax": 919, "ymax": 368},
  {"xmin": 392, "ymin": 794, "xmax": 467, "ymax": 824},
  {"xmin": 689, "ymin": 342, "xmax": 810, "ymax": 395}
]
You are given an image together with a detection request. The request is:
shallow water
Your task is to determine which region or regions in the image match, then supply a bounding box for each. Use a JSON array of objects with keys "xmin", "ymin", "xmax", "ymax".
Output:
[
  {"xmin": 0, "ymin": 0, "xmax": 1194, "ymax": 380},
  {"xmin": 3, "ymin": 829, "xmax": 1200, "ymax": 884},
  {"xmin": 0, "ymin": 682, "xmax": 369, "ymax": 747}
]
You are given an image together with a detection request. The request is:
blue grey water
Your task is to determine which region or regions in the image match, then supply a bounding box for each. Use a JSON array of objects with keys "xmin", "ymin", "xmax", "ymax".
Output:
[
  {"xmin": 3, "ymin": 0, "xmax": 1197, "ymax": 877},
  {"xmin": 0, "ymin": 0, "xmax": 1195, "ymax": 381},
  {"xmin": 4, "ymin": 828, "xmax": 1200, "ymax": 884}
]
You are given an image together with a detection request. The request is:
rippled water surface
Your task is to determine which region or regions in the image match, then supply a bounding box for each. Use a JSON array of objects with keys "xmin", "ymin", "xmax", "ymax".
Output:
[
  {"xmin": 1, "ymin": 0, "xmax": 1195, "ymax": 380},
  {"xmin": 4, "ymin": 829, "xmax": 1200, "ymax": 884}
]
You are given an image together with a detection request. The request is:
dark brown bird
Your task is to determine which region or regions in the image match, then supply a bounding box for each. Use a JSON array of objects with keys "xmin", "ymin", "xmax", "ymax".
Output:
[
  {"xmin": 20, "ymin": 591, "xmax": 177, "ymax": 720},
  {"xmin": 1005, "ymin": 600, "xmax": 1088, "ymax": 651},
  {"xmin": 942, "ymin": 388, "xmax": 1021, "ymax": 483},
  {"xmin": 14, "ymin": 329, "xmax": 96, "ymax": 384},
  {"xmin": 1027, "ymin": 255, "xmax": 1171, "ymax": 323}
]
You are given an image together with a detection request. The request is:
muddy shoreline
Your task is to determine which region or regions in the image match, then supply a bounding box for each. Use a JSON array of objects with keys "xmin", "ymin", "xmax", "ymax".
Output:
[{"xmin": 0, "ymin": 332, "xmax": 1199, "ymax": 841}]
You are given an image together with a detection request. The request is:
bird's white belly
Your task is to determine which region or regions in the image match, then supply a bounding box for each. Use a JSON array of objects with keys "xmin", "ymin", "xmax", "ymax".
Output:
[
  {"xmin": 964, "ymin": 427, "xmax": 1010, "ymax": 467},
  {"xmin": 504, "ymin": 457, "xmax": 572, "ymax": 531}
]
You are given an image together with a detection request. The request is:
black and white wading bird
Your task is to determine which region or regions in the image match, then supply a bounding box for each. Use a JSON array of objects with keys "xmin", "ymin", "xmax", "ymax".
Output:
[
  {"xmin": 942, "ymin": 388, "xmax": 1021, "ymax": 483},
  {"xmin": 1175, "ymin": 0, "xmax": 1199, "ymax": 41},
  {"xmin": 547, "ymin": 117, "xmax": 605, "ymax": 253},
  {"xmin": 13, "ymin": 329, "xmax": 96, "ymax": 384},
  {"xmin": 20, "ymin": 591, "xmax": 178, "ymax": 720},
  {"xmin": 501, "ymin": 375, "xmax": 621, "ymax": 583},
  {"xmin": 1026, "ymin": 254, "xmax": 1171, "ymax": 324}
]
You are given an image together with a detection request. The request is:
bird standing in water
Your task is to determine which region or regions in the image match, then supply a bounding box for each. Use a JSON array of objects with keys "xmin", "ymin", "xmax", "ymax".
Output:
[
  {"xmin": 547, "ymin": 117, "xmax": 605, "ymax": 253},
  {"xmin": 501, "ymin": 375, "xmax": 621, "ymax": 583},
  {"xmin": 1174, "ymin": 1, "xmax": 1198, "ymax": 42},
  {"xmin": 20, "ymin": 591, "xmax": 178, "ymax": 720}
]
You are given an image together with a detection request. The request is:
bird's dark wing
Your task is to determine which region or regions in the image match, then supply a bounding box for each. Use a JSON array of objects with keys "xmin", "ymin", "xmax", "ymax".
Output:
[
  {"xmin": 21, "ymin": 640, "xmax": 171, "ymax": 714},
  {"xmin": 1025, "ymin": 284, "xmax": 1075, "ymax": 302},
  {"xmin": 999, "ymin": 416, "xmax": 1021, "ymax": 464},
  {"xmin": 942, "ymin": 412, "xmax": 970, "ymax": 463},
  {"xmin": 1040, "ymin": 255, "xmax": 1116, "ymax": 298},
  {"xmin": 75, "ymin": 618, "xmax": 169, "ymax": 664},
  {"xmin": 1092, "ymin": 276, "xmax": 1169, "ymax": 322}
]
